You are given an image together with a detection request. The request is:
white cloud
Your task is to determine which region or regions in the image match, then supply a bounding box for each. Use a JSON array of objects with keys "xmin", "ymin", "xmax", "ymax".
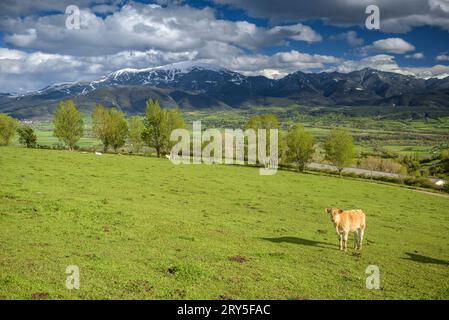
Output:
[
  {"xmin": 344, "ymin": 31, "xmax": 364, "ymax": 47},
  {"xmin": 429, "ymin": 0, "xmax": 449, "ymax": 13},
  {"xmin": 404, "ymin": 64, "xmax": 449, "ymax": 79},
  {"xmin": 4, "ymin": 29, "xmax": 37, "ymax": 47},
  {"xmin": 225, "ymin": 50, "xmax": 342, "ymax": 77},
  {"xmin": 405, "ymin": 52, "xmax": 425, "ymax": 59},
  {"xmin": 0, "ymin": 48, "xmax": 198, "ymax": 92},
  {"xmin": 0, "ymin": 0, "xmax": 105, "ymax": 17},
  {"xmin": 333, "ymin": 55, "xmax": 402, "ymax": 74},
  {"xmin": 0, "ymin": 48, "xmax": 26, "ymax": 60},
  {"xmin": 1, "ymin": 3, "xmax": 322, "ymax": 56},
  {"xmin": 436, "ymin": 54, "xmax": 449, "ymax": 61},
  {"xmin": 332, "ymin": 54, "xmax": 449, "ymax": 79},
  {"xmin": 268, "ymin": 24, "xmax": 322, "ymax": 43},
  {"xmin": 330, "ymin": 31, "xmax": 364, "ymax": 46},
  {"xmin": 91, "ymin": 4, "xmax": 120, "ymax": 14},
  {"xmin": 361, "ymin": 38, "xmax": 416, "ymax": 55}
]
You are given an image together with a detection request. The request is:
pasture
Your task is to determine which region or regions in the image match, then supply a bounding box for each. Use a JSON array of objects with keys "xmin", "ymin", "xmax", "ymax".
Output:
[{"xmin": 0, "ymin": 147, "xmax": 448, "ymax": 299}]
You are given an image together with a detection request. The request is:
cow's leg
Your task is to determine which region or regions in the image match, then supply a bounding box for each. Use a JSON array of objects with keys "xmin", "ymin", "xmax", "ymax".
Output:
[
  {"xmin": 337, "ymin": 232, "xmax": 343, "ymax": 250},
  {"xmin": 359, "ymin": 229, "xmax": 364, "ymax": 251},
  {"xmin": 342, "ymin": 231, "xmax": 349, "ymax": 252},
  {"xmin": 353, "ymin": 231, "xmax": 359, "ymax": 250}
]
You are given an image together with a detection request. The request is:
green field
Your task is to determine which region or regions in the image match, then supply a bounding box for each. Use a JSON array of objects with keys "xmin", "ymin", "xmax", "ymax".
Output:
[
  {"xmin": 1, "ymin": 147, "xmax": 448, "ymax": 299},
  {"xmin": 25, "ymin": 117, "xmax": 101, "ymax": 149},
  {"xmin": 20, "ymin": 110, "xmax": 449, "ymax": 160},
  {"xmin": 185, "ymin": 108, "xmax": 449, "ymax": 158}
]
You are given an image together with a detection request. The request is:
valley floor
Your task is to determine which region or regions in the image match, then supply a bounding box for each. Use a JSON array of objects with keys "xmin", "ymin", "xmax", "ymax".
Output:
[{"xmin": 0, "ymin": 147, "xmax": 448, "ymax": 299}]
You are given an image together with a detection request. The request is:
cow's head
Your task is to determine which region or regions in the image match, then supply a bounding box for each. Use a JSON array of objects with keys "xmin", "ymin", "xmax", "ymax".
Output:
[{"xmin": 325, "ymin": 208, "xmax": 342, "ymax": 222}]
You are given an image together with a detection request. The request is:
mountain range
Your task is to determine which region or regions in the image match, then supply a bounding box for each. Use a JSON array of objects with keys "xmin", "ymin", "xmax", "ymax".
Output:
[{"xmin": 1, "ymin": 61, "xmax": 449, "ymax": 118}]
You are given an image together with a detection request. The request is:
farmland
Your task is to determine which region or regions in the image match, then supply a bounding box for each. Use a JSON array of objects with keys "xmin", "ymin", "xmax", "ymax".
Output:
[
  {"xmin": 184, "ymin": 107, "xmax": 449, "ymax": 158},
  {"xmin": 16, "ymin": 109, "xmax": 449, "ymax": 160}
]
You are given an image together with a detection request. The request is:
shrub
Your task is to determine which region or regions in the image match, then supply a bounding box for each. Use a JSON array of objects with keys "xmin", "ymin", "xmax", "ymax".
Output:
[
  {"xmin": 443, "ymin": 183, "xmax": 449, "ymax": 194},
  {"xmin": 17, "ymin": 125, "xmax": 37, "ymax": 148},
  {"xmin": 0, "ymin": 113, "xmax": 18, "ymax": 146}
]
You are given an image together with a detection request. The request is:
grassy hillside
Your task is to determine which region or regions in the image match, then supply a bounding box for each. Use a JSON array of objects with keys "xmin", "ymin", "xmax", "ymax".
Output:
[{"xmin": 0, "ymin": 147, "xmax": 448, "ymax": 299}]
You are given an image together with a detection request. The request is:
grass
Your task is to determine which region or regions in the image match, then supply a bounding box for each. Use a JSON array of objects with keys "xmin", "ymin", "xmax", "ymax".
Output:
[
  {"xmin": 1, "ymin": 146, "xmax": 448, "ymax": 299},
  {"xmin": 32, "ymin": 130, "xmax": 101, "ymax": 148}
]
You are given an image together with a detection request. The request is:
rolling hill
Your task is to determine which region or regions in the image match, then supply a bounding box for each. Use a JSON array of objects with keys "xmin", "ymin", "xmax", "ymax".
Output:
[{"xmin": 1, "ymin": 146, "xmax": 448, "ymax": 299}]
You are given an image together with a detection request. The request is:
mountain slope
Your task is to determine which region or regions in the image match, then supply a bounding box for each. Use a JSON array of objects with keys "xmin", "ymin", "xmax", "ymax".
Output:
[{"xmin": 1, "ymin": 61, "xmax": 449, "ymax": 118}]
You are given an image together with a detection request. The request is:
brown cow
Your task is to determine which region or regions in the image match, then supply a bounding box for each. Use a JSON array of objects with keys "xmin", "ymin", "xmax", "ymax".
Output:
[{"xmin": 325, "ymin": 208, "xmax": 366, "ymax": 252}]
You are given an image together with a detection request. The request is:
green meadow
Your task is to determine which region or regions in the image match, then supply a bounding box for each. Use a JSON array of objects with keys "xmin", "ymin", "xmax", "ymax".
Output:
[
  {"xmin": 1, "ymin": 147, "xmax": 448, "ymax": 299},
  {"xmin": 185, "ymin": 109, "xmax": 449, "ymax": 158}
]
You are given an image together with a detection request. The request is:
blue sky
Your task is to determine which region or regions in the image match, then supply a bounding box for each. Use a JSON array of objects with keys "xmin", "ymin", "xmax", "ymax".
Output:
[{"xmin": 0, "ymin": 0, "xmax": 449, "ymax": 92}]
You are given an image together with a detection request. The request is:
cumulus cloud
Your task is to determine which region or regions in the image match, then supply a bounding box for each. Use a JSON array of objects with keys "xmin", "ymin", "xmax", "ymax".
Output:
[
  {"xmin": 0, "ymin": 48, "xmax": 198, "ymax": 92},
  {"xmin": 404, "ymin": 64, "xmax": 449, "ymax": 79},
  {"xmin": 361, "ymin": 38, "xmax": 416, "ymax": 55},
  {"xmin": 436, "ymin": 54, "xmax": 449, "ymax": 61},
  {"xmin": 1, "ymin": 3, "xmax": 322, "ymax": 56},
  {"xmin": 0, "ymin": 1, "xmax": 448, "ymax": 92},
  {"xmin": 429, "ymin": 0, "xmax": 449, "ymax": 13},
  {"xmin": 213, "ymin": 0, "xmax": 449, "ymax": 33},
  {"xmin": 4, "ymin": 29, "xmax": 37, "ymax": 47},
  {"xmin": 405, "ymin": 52, "xmax": 425, "ymax": 59},
  {"xmin": 0, "ymin": 48, "xmax": 26, "ymax": 60},
  {"xmin": 267, "ymin": 24, "xmax": 322, "ymax": 43},
  {"xmin": 333, "ymin": 54, "xmax": 402, "ymax": 74},
  {"xmin": 226, "ymin": 50, "xmax": 342, "ymax": 78},
  {"xmin": 331, "ymin": 54, "xmax": 449, "ymax": 79},
  {"xmin": 330, "ymin": 31, "xmax": 364, "ymax": 46},
  {"xmin": 0, "ymin": 0, "xmax": 113, "ymax": 17}
]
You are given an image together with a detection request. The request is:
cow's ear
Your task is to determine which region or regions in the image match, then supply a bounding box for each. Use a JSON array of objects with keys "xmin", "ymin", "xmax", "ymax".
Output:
[
  {"xmin": 338, "ymin": 209, "xmax": 343, "ymax": 214},
  {"xmin": 325, "ymin": 208, "xmax": 330, "ymax": 213}
]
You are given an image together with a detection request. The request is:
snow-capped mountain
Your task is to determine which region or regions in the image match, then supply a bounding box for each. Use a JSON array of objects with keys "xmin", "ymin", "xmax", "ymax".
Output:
[
  {"xmin": 1, "ymin": 61, "xmax": 449, "ymax": 118},
  {"xmin": 94, "ymin": 61, "xmax": 233, "ymax": 88},
  {"xmin": 89, "ymin": 61, "xmax": 254, "ymax": 94}
]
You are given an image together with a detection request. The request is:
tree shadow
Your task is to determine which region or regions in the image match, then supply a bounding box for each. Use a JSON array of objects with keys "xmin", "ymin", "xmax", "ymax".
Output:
[
  {"xmin": 261, "ymin": 236, "xmax": 333, "ymax": 249},
  {"xmin": 403, "ymin": 252, "xmax": 449, "ymax": 266}
]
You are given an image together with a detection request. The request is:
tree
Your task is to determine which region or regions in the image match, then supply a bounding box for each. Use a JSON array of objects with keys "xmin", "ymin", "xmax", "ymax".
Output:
[
  {"xmin": 166, "ymin": 108, "xmax": 185, "ymax": 151},
  {"xmin": 128, "ymin": 116, "xmax": 145, "ymax": 153},
  {"xmin": 92, "ymin": 104, "xmax": 110, "ymax": 151},
  {"xmin": 17, "ymin": 125, "xmax": 37, "ymax": 148},
  {"xmin": 92, "ymin": 104, "xmax": 129, "ymax": 152},
  {"xmin": 0, "ymin": 113, "xmax": 18, "ymax": 146},
  {"xmin": 245, "ymin": 114, "xmax": 280, "ymax": 132},
  {"xmin": 244, "ymin": 114, "xmax": 282, "ymax": 166},
  {"xmin": 361, "ymin": 156, "xmax": 382, "ymax": 179},
  {"xmin": 382, "ymin": 158, "xmax": 408, "ymax": 182},
  {"xmin": 108, "ymin": 108, "xmax": 128, "ymax": 152},
  {"xmin": 142, "ymin": 99, "xmax": 185, "ymax": 157},
  {"xmin": 400, "ymin": 154, "xmax": 420, "ymax": 175},
  {"xmin": 53, "ymin": 100, "xmax": 83, "ymax": 150},
  {"xmin": 324, "ymin": 128, "xmax": 355, "ymax": 176},
  {"xmin": 285, "ymin": 124, "xmax": 315, "ymax": 172}
]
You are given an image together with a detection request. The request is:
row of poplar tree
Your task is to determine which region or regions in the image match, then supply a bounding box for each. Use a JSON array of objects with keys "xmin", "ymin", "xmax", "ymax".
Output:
[
  {"xmin": 52, "ymin": 99, "xmax": 184, "ymax": 156},
  {"xmin": 1, "ymin": 101, "xmax": 356, "ymax": 174}
]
